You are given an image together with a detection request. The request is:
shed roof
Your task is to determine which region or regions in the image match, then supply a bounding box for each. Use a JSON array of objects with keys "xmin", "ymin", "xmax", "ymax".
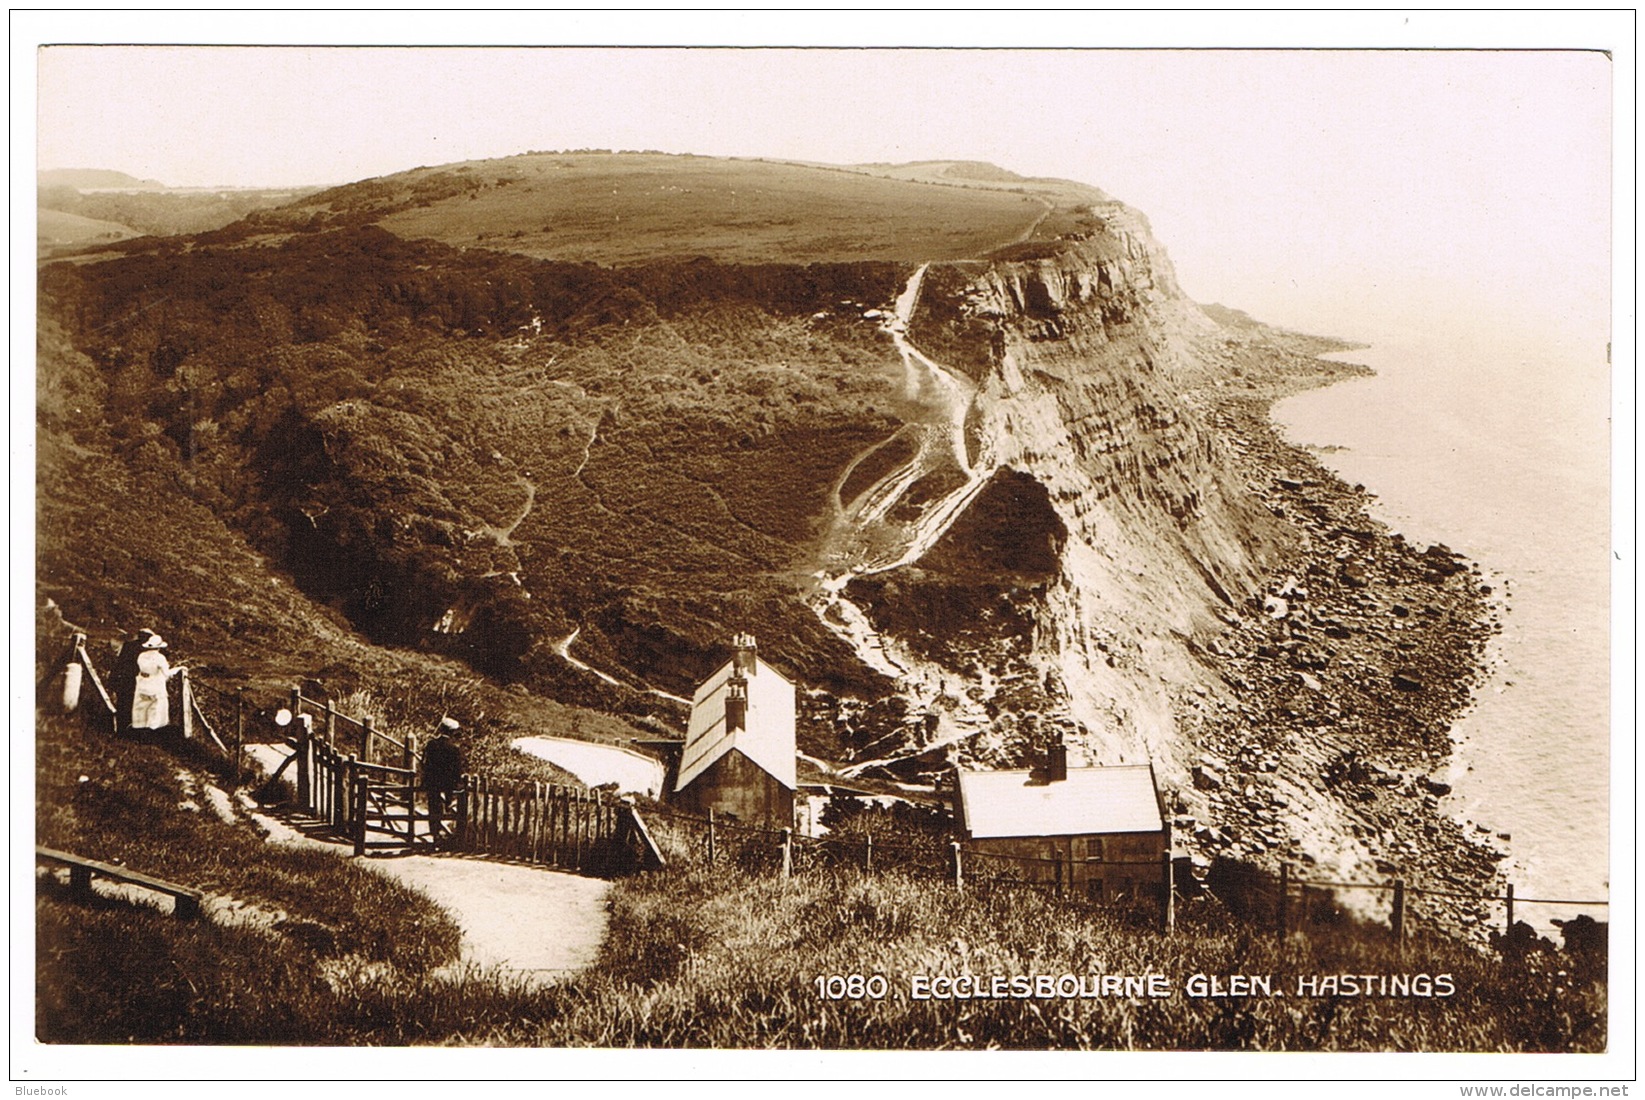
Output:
[
  {"xmin": 954, "ymin": 764, "xmax": 1163, "ymax": 839},
  {"xmin": 674, "ymin": 656, "xmax": 796, "ymax": 792}
]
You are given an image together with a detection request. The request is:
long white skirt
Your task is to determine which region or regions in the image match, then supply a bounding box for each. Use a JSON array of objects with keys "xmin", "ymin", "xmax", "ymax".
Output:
[{"xmin": 131, "ymin": 680, "xmax": 170, "ymax": 730}]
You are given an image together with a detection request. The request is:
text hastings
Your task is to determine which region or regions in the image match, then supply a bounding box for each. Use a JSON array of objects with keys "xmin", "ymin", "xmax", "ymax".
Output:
[{"xmin": 908, "ymin": 973, "xmax": 1455, "ymax": 1000}]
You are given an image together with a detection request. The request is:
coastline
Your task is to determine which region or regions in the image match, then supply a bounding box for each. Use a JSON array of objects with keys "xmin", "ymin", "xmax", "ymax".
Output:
[{"xmin": 1180, "ymin": 334, "xmax": 1507, "ymax": 946}]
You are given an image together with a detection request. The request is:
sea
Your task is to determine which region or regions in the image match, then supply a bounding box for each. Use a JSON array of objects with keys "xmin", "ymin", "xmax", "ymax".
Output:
[{"xmin": 1271, "ymin": 320, "xmax": 1614, "ymax": 934}]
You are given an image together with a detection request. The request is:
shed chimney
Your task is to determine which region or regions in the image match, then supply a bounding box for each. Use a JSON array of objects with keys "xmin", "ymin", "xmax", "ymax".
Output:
[
  {"xmin": 1046, "ymin": 730, "xmax": 1068, "ymax": 783},
  {"xmin": 732, "ymin": 632, "xmax": 758, "ymax": 677}
]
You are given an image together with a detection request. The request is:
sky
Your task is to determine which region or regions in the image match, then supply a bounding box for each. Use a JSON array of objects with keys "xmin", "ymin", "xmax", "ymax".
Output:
[{"xmin": 27, "ymin": 15, "xmax": 1621, "ymax": 349}]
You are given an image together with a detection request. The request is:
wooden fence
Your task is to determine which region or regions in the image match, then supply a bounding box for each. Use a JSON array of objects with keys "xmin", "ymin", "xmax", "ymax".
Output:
[
  {"xmin": 635, "ymin": 801, "xmax": 1612, "ymax": 947},
  {"xmin": 40, "ymin": 637, "xmax": 664, "ymax": 877},
  {"xmin": 1208, "ymin": 858, "xmax": 1609, "ymax": 948},
  {"xmin": 283, "ymin": 687, "xmax": 662, "ymax": 874},
  {"xmin": 641, "ymin": 803, "xmax": 1178, "ymax": 927},
  {"xmin": 455, "ymin": 774, "xmax": 661, "ymax": 875}
]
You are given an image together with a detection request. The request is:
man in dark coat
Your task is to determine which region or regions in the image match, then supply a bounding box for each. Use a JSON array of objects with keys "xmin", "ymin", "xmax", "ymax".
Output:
[
  {"xmin": 422, "ymin": 717, "xmax": 464, "ymax": 847},
  {"xmin": 110, "ymin": 628, "xmax": 153, "ymax": 737}
]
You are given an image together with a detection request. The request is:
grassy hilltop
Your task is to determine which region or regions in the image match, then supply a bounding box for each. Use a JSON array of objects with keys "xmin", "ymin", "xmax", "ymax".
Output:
[{"xmin": 247, "ymin": 152, "xmax": 1102, "ymax": 264}]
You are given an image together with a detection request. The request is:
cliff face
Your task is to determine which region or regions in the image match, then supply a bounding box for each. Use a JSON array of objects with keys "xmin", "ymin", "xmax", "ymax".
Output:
[{"xmin": 829, "ymin": 202, "xmax": 1291, "ymax": 781}]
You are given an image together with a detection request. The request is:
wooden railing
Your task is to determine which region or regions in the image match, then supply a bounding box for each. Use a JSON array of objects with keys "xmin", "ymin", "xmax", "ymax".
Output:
[
  {"xmin": 287, "ymin": 688, "xmax": 418, "ymax": 774},
  {"xmin": 41, "ymin": 632, "xmax": 237, "ymax": 765},
  {"xmin": 285, "ymin": 687, "xmax": 661, "ymax": 873}
]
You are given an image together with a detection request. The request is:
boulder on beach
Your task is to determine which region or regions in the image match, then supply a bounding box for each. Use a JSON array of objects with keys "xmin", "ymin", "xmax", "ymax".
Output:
[{"xmin": 1418, "ymin": 774, "xmax": 1452, "ymax": 797}]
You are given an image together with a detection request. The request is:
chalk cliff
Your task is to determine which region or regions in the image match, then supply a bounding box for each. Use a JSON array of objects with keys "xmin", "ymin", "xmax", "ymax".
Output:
[{"xmin": 821, "ymin": 201, "xmax": 1294, "ymax": 782}]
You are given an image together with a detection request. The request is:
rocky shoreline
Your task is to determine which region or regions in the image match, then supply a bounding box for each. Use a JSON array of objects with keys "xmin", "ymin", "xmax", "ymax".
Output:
[{"xmin": 1176, "ymin": 360, "xmax": 1509, "ymax": 946}]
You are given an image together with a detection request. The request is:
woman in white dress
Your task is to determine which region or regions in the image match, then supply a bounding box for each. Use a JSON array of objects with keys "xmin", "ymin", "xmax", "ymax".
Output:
[{"xmin": 130, "ymin": 633, "xmax": 185, "ymax": 733}]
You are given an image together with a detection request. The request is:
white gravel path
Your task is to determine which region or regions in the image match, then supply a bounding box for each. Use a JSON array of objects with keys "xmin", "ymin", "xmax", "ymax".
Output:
[
  {"xmin": 365, "ymin": 855, "xmax": 610, "ymax": 985},
  {"xmin": 512, "ymin": 735, "xmax": 665, "ymax": 797},
  {"xmin": 233, "ymin": 744, "xmax": 612, "ymax": 985}
]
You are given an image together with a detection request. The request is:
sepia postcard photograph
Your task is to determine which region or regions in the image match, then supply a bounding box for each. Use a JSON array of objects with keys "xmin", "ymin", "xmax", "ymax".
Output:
[{"xmin": 12, "ymin": 10, "xmax": 1634, "ymax": 1088}]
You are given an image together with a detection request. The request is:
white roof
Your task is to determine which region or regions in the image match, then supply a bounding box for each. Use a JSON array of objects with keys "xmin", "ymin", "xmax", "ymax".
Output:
[
  {"xmin": 955, "ymin": 765, "xmax": 1163, "ymax": 839},
  {"xmin": 674, "ymin": 656, "xmax": 797, "ymax": 792}
]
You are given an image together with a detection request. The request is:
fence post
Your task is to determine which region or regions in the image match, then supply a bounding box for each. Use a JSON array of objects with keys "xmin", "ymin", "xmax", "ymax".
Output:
[
  {"xmin": 65, "ymin": 633, "xmax": 87, "ymax": 713},
  {"xmin": 291, "ymin": 688, "xmax": 310, "ymax": 810},
  {"xmin": 362, "ymin": 715, "xmax": 375, "ymax": 763},
  {"xmin": 234, "ymin": 687, "xmax": 245, "ymax": 790},
  {"xmin": 334, "ymin": 749, "xmax": 348, "ymax": 831},
  {"xmin": 344, "ymin": 754, "xmax": 358, "ymax": 836},
  {"xmin": 864, "ymin": 832, "xmax": 873, "ymax": 874},
  {"xmin": 1278, "ymin": 862, "xmax": 1290, "ymax": 936},
  {"xmin": 707, "ymin": 809, "xmax": 717, "ymax": 864},
  {"xmin": 1162, "ymin": 850, "xmax": 1175, "ymax": 933},
  {"xmin": 178, "ymin": 670, "xmax": 194, "ymax": 742},
  {"xmin": 457, "ymin": 778, "xmax": 471, "ymax": 851},
  {"xmin": 352, "ymin": 772, "xmax": 367, "ymax": 857},
  {"xmin": 573, "ymin": 786, "xmax": 583, "ymax": 868},
  {"xmin": 405, "ymin": 731, "xmax": 417, "ymax": 774},
  {"xmin": 950, "ymin": 841, "xmax": 964, "ymax": 892},
  {"xmin": 780, "ymin": 827, "xmax": 793, "ymax": 879},
  {"xmin": 591, "ymin": 790, "xmax": 602, "ymax": 871},
  {"xmin": 1392, "ymin": 879, "xmax": 1406, "ymax": 949},
  {"xmin": 1505, "ymin": 883, "xmax": 1515, "ymax": 935}
]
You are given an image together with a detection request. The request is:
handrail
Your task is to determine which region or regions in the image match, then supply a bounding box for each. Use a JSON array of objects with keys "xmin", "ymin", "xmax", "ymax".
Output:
[
  {"xmin": 352, "ymin": 758, "xmax": 416, "ymax": 779},
  {"xmin": 292, "ymin": 691, "xmax": 409, "ymax": 755}
]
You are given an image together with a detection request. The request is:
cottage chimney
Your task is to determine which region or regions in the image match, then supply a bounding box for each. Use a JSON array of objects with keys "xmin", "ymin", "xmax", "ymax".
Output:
[
  {"xmin": 732, "ymin": 632, "xmax": 758, "ymax": 677},
  {"xmin": 725, "ymin": 675, "xmax": 748, "ymax": 734},
  {"xmin": 1046, "ymin": 730, "xmax": 1068, "ymax": 783}
]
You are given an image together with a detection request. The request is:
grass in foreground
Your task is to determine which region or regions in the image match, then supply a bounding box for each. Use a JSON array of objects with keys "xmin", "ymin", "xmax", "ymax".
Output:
[
  {"xmin": 504, "ymin": 863, "xmax": 1604, "ymax": 1051},
  {"xmin": 36, "ymin": 782, "xmax": 1605, "ymax": 1050}
]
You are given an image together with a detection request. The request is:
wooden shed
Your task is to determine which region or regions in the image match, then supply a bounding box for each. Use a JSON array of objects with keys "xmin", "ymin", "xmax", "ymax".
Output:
[
  {"xmin": 952, "ymin": 745, "xmax": 1168, "ymax": 904},
  {"xmin": 673, "ymin": 634, "xmax": 796, "ymax": 828}
]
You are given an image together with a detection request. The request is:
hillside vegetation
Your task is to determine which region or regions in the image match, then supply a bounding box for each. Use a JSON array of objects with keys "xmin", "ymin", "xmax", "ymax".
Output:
[
  {"xmin": 39, "ymin": 153, "xmax": 1121, "ymax": 749},
  {"xmin": 39, "ymin": 225, "xmax": 922, "ymax": 722}
]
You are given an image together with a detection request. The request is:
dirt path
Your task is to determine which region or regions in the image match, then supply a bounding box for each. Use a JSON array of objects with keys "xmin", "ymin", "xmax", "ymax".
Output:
[
  {"xmin": 552, "ymin": 627, "xmax": 691, "ymax": 705},
  {"xmin": 513, "ymin": 735, "xmax": 666, "ymax": 797},
  {"xmin": 230, "ymin": 750, "xmax": 610, "ymax": 985},
  {"xmin": 476, "ymin": 474, "xmax": 537, "ymax": 548},
  {"xmin": 367, "ymin": 855, "xmax": 610, "ymax": 984},
  {"xmin": 1008, "ymin": 197, "xmax": 1055, "ymax": 248}
]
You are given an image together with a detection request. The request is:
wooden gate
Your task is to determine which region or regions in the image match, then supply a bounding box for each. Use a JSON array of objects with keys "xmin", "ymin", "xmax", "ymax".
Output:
[{"xmin": 283, "ymin": 688, "xmax": 662, "ymax": 873}]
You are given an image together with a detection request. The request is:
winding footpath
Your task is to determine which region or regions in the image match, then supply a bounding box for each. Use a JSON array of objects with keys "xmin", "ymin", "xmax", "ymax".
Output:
[
  {"xmin": 232, "ymin": 747, "xmax": 609, "ymax": 986},
  {"xmin": 552, "ymin": 627, "xmax": 691, "ymax": 705}
]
